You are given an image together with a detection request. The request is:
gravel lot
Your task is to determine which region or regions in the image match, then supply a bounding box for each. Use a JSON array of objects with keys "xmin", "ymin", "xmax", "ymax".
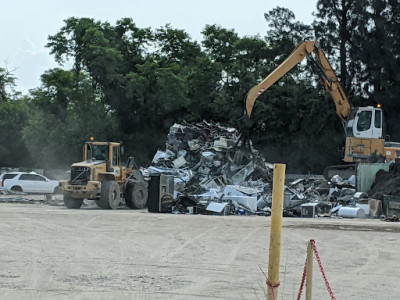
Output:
[{"xmin": 0, "ymin": 196, "xmax": 399, "ymax": 299}]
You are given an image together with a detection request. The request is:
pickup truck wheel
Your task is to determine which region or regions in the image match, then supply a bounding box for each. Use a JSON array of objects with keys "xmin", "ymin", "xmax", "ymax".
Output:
[
  {"xmin": 96, "ymin": 181, "xmax": 120, "ymax": 209},
  {"xmin": 64, "ymin": 196, "xmax": 83, "ymax": 209},
  {"xmin": 125, "ymin": 181, "xmax": 148, "ymax": 209}
]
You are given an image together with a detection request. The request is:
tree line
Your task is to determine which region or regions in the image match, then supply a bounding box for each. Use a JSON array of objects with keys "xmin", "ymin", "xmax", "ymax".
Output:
[{"xmin": 1, "ymin": 0, "xmax": 399, "ymax": 173}]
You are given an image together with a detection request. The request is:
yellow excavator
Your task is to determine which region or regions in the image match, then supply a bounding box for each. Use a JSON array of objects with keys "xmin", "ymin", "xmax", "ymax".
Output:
[{"xmin": 245, "ymin": 41, "xmax": 400, "ymax": 177}]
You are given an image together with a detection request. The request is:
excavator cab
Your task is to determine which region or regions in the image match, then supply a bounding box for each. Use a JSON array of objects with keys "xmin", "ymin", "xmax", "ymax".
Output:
[
  {"xmin": 344, "ymin": 107, "xmax": 385, "ymax": 162},
  {"xmin": 345, "ymin": 107, "xmax": 384, "ymax": 139}
]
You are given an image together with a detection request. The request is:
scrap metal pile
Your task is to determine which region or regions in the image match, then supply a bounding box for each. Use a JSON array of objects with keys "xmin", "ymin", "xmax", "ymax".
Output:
[
  {"xmin": 143, "ymin": 121, "xmax": 399, "ymax": 218},
  {"xmin": 143, "ymin": 121, "xmax": 349, "ymax": 216},
  {"xmin": 144, "ymin": 121, "xmax": 273, "ymax": 215},
  {"xmin": 283, "ymin": 175, "xmax": 366, "ymax": 218}
]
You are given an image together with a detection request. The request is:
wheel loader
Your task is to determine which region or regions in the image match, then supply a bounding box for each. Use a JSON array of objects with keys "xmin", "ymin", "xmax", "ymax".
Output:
[{"xmin": 59, "ymin": 140, "xmax": 148, "ymax": 209}]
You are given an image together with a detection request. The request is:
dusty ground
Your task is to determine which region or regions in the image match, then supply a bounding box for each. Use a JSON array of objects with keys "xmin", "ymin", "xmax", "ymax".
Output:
[{"xmin": 0, "ymin": 195, "xmax": 399, "ymax": 300}]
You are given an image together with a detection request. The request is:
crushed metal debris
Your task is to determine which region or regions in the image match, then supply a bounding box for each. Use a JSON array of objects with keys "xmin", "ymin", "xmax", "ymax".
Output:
[
  {"xmin": 143, "ymin": 121, "xmax": 391, "ymax": 218},
  {"xmin": 144, "ymin": 120, "xmax": 273, "ymax": 215}
]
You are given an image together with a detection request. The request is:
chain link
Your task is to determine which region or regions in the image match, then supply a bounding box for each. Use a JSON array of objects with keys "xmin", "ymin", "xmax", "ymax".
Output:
[
  {"xmin": 296, "ymin": 240, "xmax": 336, "ymax": 300},
  {"xmin": 311, "ymin": 240, "xmax": 336, "ymax": 300},
  {"xmin": 297, "ymin": 256, "xmax": 308, "ymax": 300}
]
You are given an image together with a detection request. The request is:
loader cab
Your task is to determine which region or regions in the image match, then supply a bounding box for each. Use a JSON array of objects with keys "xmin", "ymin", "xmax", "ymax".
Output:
[
  {"xmin": 84, "ymin": 142, "xmax": 121, "ymax": 168},
  {"xmin": 345, "ymin": 107, "xmax": 384, "ymax": 139}
]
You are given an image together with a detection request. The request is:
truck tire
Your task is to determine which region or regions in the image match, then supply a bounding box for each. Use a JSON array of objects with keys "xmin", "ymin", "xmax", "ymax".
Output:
[
  {"xmin": 96, "ymin": 181, "xmax": 120, "ymax": 209},
  {"xmin": 64, "ymin": 196, "xmax": 83, "ymax": 209},
  {"xmin": 125, "ymin": 181, "xmax": 148, "ymax": 209}
]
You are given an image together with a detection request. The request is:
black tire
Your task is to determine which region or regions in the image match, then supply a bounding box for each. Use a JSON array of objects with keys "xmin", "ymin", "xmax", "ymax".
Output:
[
  {"xmin": 64, "ymin": 196, "xmax": 83, "ymax": 209},
  {"xmin": 11, "ymin": 186, "xmax": 23, "ymax": 192},
  {"xmin": 125, "ymin": 181, "xmax": 148, "ymax": 209},
  {"xmin": 96, "ymin": 181, "xmax": 120, "ymax": 209}
]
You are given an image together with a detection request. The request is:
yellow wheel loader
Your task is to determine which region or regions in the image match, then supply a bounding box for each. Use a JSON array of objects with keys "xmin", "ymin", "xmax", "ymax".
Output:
[{"xmin": 59, "ymin": 141, "xmax": 148, "ymax": 209}]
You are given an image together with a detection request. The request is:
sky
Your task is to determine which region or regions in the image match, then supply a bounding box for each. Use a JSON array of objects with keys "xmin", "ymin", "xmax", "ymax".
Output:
[{"xmin": 1, "ymin": 0, "xmax": 317, "ymax": 94}]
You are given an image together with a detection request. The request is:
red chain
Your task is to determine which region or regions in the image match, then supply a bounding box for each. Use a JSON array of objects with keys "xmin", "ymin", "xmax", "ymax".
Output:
[
  {"xmin": 310, "ymin": 240, "xmax": 336, "ymax": 300},
  {"xmin": 266, "ymin": 279, "xmax": 280, "ymax": 300},
  {"xmin": 297, "ymin": 240, "xmax": 336, "ymax": 300},
  {"xmin": 297, "ymin": 256, "xmax": 308, "ymax": 300}
]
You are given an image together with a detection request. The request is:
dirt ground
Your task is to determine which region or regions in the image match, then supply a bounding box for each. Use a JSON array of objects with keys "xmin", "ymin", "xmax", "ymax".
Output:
[{"xmin": 0, "ymin": 196, "xmax": 399, "ymax": 300}]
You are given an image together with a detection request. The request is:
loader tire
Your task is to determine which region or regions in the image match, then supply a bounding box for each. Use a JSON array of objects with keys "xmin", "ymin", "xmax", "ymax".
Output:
[
  {"xmin": 96, "ymin": 181, "xmax": 120, "ymax": 209},
  {"xmin": 64, "ymin": 196, "xmax": 83, "ymax": 209},
  {"xmin": 125, "ymin": 181, "xmax": 148, "ymax": 209}
]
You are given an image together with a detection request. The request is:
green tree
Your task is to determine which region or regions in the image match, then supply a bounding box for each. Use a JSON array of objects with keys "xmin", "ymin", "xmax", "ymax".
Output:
[
  {"xmin": 264, "ymin": 7, "xmax": 313, "ymax": 55},
  {"xmin": 0, "ymin": 99, "xmax": 32, "ymax": 167},
  {"xmin": 313, "ymin": 0, "xmax": 362, "ymax": 95},
  {"xmin": 0, "ymin": 66, "xmax": 20, "ymax": 102},
  {"xmin": 153, "ymin": 25, "xmax": 219, "ymax": 122},
  {"xmin": 22, "ymin": 69, "xmax": 117, "ymax": 169},
  {"xmin": 201, "ymin": 25, "xmax": 271, "ymax": 124},
  {"xmin": 47, "ymin": 18, "xmax": 207, "ymax": 164},
  {"xmin": 0, "ymin": 67, "xmax": 32, "ymax": 167}
]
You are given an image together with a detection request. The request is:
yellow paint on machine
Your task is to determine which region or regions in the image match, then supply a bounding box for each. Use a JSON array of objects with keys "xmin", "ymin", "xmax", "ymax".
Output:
[
  {"xmin": 384, "ymin": 145, "xmax": 400, "ymax": 161},
  {"xmin": 344, "ymin": 137, "xmax": 385, "ymax": 162}
]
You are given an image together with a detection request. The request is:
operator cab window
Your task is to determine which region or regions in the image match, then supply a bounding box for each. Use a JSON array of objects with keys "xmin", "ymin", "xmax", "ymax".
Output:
[
  {"xmin": 357, "ymin": 111, "xmax": 372, "ymax": 132},
  {"xmin": 112, "ymin": 146, "xmax": 118, "ymax": 166},
  {"xmin": 374, "ymin": 110, "xmax": 382, "ymax": 128},
  {"xmin": 93, "ymin": 145, "xmax": 109, "ymax": 161},
  {"xmin": 345, "ymin": 109, "xmax": 357, "ymax": 137}
]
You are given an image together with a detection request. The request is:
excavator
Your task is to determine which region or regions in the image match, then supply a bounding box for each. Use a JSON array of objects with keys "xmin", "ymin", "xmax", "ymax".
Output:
[{"xmin": 245, "ymin": 40, "xmax": 400, "ymax": 178}]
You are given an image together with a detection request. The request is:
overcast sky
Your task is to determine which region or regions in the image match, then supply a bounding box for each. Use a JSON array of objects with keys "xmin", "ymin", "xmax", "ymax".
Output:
[{"xmin": 1, "ymin": 0, "xmax": 317, "ymax": 94}]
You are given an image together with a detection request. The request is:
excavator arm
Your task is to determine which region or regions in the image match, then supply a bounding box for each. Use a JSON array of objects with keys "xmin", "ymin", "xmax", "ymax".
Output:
[{"xmin": 245, "ymin": 41, "xmax": 351, "ymax": 127}]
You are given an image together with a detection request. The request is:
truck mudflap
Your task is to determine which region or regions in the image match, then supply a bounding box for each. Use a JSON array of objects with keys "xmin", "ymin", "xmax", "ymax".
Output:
[{"xmin": 59, "ymin": 180, "xmax": 101, "ymax": 199}]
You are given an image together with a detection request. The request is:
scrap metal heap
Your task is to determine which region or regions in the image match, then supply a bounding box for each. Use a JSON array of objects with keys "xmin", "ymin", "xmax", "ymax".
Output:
[
  {"xmin": 141, "ymin": 121, "xmax": 397, "ymax": 218},
  {"xmin": 144, "ymin": 121, "xmax": 342, "ymax": 216},
  {"xmin": 145, "ymin": 121, "xmax": 274, "ymax": 215}
]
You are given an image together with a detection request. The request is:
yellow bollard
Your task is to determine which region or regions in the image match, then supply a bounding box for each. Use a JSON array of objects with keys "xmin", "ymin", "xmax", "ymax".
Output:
[
  {"xmin": 306, "ymin": 240, "xmax": 314, "ymax": 300},
  {"xmin": 267, "ymin": 163, "xmax": 286, "ymax": 300}
]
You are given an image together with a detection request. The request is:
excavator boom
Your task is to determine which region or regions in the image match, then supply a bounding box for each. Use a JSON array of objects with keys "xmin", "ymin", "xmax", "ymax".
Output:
[
  {"xmin": 310, "ymin": 47, "xmax": 352, "ymax": 124},
  {"xmin": 245, "ymin": 41, "xmax": 351, "ymax": 126},
  {"xmin": 244, "ymin": 40, "xmax": 400, "ymax": 167}
]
